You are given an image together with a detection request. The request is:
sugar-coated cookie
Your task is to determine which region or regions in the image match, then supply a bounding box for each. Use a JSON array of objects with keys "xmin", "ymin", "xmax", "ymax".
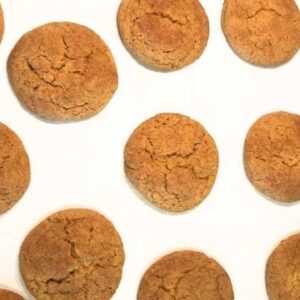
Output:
[
  {"xmin": 138, "ymin": 250, "xmax": 234, "ymax": 300},
  {"xmin": 20, "ymin": 209, "xmax": 125, "ymax": 300},
  {"xmin": 125, "ymin": 113, "xmax": 219, "ymax": 212},
  {"xmin": 118, "ymin": 0, "xmax": 209, "ymax": 71},
  {"xmin": 244, "ymin": 112, "xmax": 300, "ymax": 202},
  {"xmin": 8, "ymin": 22, "xmax": 118, "ymax": 121},
  {"xmin": 0, "ymin": 123, "xmax": 30, "ymax": 214}
]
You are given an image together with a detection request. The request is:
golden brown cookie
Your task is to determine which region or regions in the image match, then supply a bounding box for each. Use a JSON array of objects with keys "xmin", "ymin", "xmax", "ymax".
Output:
[
  {"xmin": 266, "ymin": 233, "xmax": 300, "ymax": 300},
  {"xmin": 0, "ymin": 289, "xmax": 24, "ymax": 300},
  {"xmin": 117, "ymin": 0, "xmax": 209, "ymax": 71},
  {"xmin": 0, "ymin": 123, "xmax": 30, "ymax": 214},
  {"xmin": 222, "ymin": 0, "xmax": 300, "ymax": 66},
  {"xmin": 8, "ymin": 22, "xmax": 118, "ymax": 121},
  {"xmin": 0, "ymin": 6, "xmax": 4, "ymax": 43},
  {"xmin": 124, "ymin": 113, "xmax": 219, "ymax": 212},
  {"xmin": 20, "ymin": 208, "xmax": 125, "ymax": 300},
  {"xmin": 138, "ymin": 250, "xmax": 234, "ymax": 300},
  {"xmin": 244, "ymin": 112, "xmax": 300, "ymax": 202}
]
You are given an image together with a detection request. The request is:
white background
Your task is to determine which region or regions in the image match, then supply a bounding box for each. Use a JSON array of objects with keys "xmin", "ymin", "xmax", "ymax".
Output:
[{"xmin": 0, "ymin": 0, "xmax": 299, "ymax": 299}]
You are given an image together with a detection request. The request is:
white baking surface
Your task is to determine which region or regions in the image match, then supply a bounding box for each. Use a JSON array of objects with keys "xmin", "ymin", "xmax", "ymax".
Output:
[{"xmin": 0, "ymin": 0, "xmax": 299, "ymax": 299}]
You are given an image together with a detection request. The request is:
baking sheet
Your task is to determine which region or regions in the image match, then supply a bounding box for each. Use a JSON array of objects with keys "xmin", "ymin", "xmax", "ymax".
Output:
[{"xmin": 0, "ymin": 0, "xmax": 299, "ymax": 299}]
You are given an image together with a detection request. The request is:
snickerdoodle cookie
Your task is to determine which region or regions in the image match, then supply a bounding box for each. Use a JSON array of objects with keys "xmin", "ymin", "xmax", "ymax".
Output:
[
  {"xmin": 20, "ymin": 209, "xmax": 125, "ymax": 300},
  {"xmin": 244, "ymin": 112, "xmax": 300, "ymax": 202},
  {"xmin": 138, "ymin": 250, "xmax": 234, "ymax": 300},
  {"xmin": 0, "ymin": 6, "xmax": 4, "ymax": 44},
  {"xmin": 118, "ymin": 0, "xmax": 209, "ymax": 71},
  {"xmin": 222, "ymin": 0, "xmax": 300, "ymax": 66},
  {"xmin": 124, "ymin": 113, "xmax": 219, "ymax": 212},
  {"xmin": 0, "ymin": 289, "xmax": 24, "ymax": 300},
  {"xmin": 266, "ymin": 233, "xmax": 300, "ymax": 300},
  {"xmin": 8, "ymin": 22, "xmax": 118, "ymax": 121},
  {"xmin": 0, "ymin": 123, "xmax": 30, "ymax": 214}
]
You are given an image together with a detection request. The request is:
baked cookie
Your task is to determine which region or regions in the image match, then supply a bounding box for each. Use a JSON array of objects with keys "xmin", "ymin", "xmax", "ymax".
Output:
[
  {"xmin": 138, "ymin": 250, "xmax": 234, "ymax": 300},
  {"xmin": 118, "ymin": 0, "xmax": 209, "ymax": 71},
  {"xmin": 0, "ymin": 123, "xmax": 30, "ymax": 214},
  {"xmin": 124, "ymin": 113, "xmax": 219, "ymax": 212},
  {"xmin": 20, "ymin": 209, "xmax": 125, "ymax": 300},
  {"xmin": 244, "ymin": 112, "xmax": 300, "ymax": 202},
  {"xmin": 8, "ymin": 22, "xmax": 118, "ymax": 121},
  {"xmin": 222, "ymin": 0, "xmax": 300, "ymax": 66},
  {"xmin": 0, "ymin": 289, "xmax": 24, "ymax": 300},
  {"xmin": 266, "ymin": 233, "xmax": 300, "ymax": 300},
  {"xmin": 0, "ymin": 5, "xmax": 4, "ymax": 43}
]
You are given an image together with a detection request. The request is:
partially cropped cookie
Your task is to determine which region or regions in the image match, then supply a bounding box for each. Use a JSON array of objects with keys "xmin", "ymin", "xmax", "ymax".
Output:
[
  {"xmin": 0, "ymin": 289, "xmax": 24, "ymax": 300},
  {"xmin": 0, "ymin": 123, "xmax": 30, "ymax": 214},
  {"xmin": 20, "ymin": 209, "xmax": 125, "ymax": 300},
  {"xmin": 0, "ymin": 5, "xmax": 4, "ymax": 44},
  {"xmin": 266, "ymin": 233, "xmax": 300, "ymax": 300},
  {"xmin": 8, "ymin": 22, "xmax": 118, "ymax": 121},
  {"xmin": 244, "ymin": 112, "xmax": 300, "ymax": 202},
  {"xmin": 124, "ymin": 113, "xmax": 219, "ymax": 212},
  {"xmin": 222, "ymin": 0, "xmax": 300, "ymax": 66},
  {"xmin": 138, "ymin": 250, "xmax": 234, "ymax": 300},
  {"xmin": 118, "ymin": 0, "xmax": 209, "ymax": 71}
]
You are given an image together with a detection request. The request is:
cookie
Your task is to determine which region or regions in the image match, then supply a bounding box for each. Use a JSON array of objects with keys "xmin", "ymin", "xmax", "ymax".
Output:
[
  {"xmin": 266, "ymin": 233, "xmax": 300, "ymax": 300},
  {"xmin": 222, "ymin": 0, "xmax": 300, "ymax": 66},
  {"xmin": 0, "ymin": 289, "xmax": 24, "ymax": 300},
  {"xmin": 0, "ymin": 123, "xmax": 30, "ymax": 214},
  {"xmin": 20, "ymin": 209, "xmax": 125, "ymax": 300},
  {"xmin": 117, "ymin": 0, "xmax": 209, "ymax": 71},
  {"xmin": 124, "ymin": 113, "xmax": 219, "ymax": 212},
  {"xmin": 8, "ymin": 22, "xmax": 118, "ymax": 121},
  {"xmin": 138, "ymin": 250, "xmax": 234, "ymax": 300},
  {"xmin": 244, "ymin": 112, "xmax": 300, "ymax": 202},
  {"xmin": 0, "ymin": 5, "xmax": 4, "ymax": 43}
]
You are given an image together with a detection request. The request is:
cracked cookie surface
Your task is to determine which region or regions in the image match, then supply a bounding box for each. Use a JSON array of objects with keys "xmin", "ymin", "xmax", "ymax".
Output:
[
  {"xmin": 124, "ymin": 113, "xmax": 219, "ymax": 212},
  {"xmin": 20, "ymin": 209, "xmax": 125, "ymax": 300},
  {"xmin": 244, "ymin": 112, "xmax": 300, "ymax": 202},
  {"xmin": 138, "ymin": 250, "xmax": 234, "ymax": 300},
  {"xmin": 117, "ymin": 0, "xmax": 209, "ymax": 71},
  {"xmin": 266, "ymin": 233, "xmax": 300, "ymax": 300},
  {"xmin": 222, "ymin": 0, "xmax": 300, "ymax": 66},
  {"xmin": 8, "ymin": 22, "xmax": 118, "ymax": 121},
  {"xmin": 0, "ymin": 289, "xmax": 24, "ymax": 300},
  {"xmin": 0, "ymin": 6, "xmax": 4, "ymax": 44},
  {"xmin": 0, "ymin": 123, "xmax": 30, "ymax": 214}
]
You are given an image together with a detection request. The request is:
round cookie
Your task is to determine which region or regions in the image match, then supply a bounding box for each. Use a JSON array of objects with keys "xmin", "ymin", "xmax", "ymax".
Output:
[
  {"xmin": 244, "ymin": 112, "xmax": 300, "ymax": 202},
  {"xmin": 124, "ymin": 113, "xmax": 219, "ymax": 212},
  {"xmin": 117, "ymin": 0, "xmax": 209, "ymax": 71},
  {"xmin": 222, "ymin": 0, "xmax": 300, "ymax": 66},
  {"xmin": 0, "ymin": 123, "xmax": 30, "ymax": 214},
  {"xmin": 138, "ymin": 250, "xmax": 234, "ymax": 300},
  {"xmin": 8, "ymin": 22, "xmax": 118, "ymax": 121},
  {"xmin": 20, "ymin": 209, "xmax": 125, "ymax": 300},
  {"xmin": 0, "ymin": 6, "xmax": 4, "ymax": 43},
  {"xmin": 0, "ymin": 289, "xmax": 24, "ymax": 300},
  {"xmin": 266, "ymin": 233, "xmax": 300, "ymax": 300}
]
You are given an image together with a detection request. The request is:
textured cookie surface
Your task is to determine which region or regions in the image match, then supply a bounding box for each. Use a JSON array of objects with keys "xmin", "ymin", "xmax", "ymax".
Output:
[
  {"xmin": 0, "ymin": 289, "xmax": 24, "ymax": 300},
  {"xmin": 118, "ymin": 0, "xmax": 209, "ymax": 71},
  {"xmin": 222, "ymin": 0, "xmax": 300, "ymax": 66},
  {"xmin": 0, "ymin": 123, "xmax": 30, "ymax": 214},
  {"xmin": 20, "ymin": 209, "xmax": 125, "ymax": 300},
  {"xmin": 266, "ymin": 233, "xmax": 300, "ymax": 300},
  {"xmin": 0, "ymin": 6, "xmax": 4, "ymax": 43},
  {"xmin": 124, "ymin": 113, "xmax": 219, "ymax": 212},
  {"xmin": 8, "ymin": 22, "xmax": 118, "ymax": 121},
  {"xmin": 138, "ymin": 250, "xmax": 234, "ymax": 300},
  {"xmin": 244, "ymin": 112, "xmax": 300, "ymax": 202}
]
